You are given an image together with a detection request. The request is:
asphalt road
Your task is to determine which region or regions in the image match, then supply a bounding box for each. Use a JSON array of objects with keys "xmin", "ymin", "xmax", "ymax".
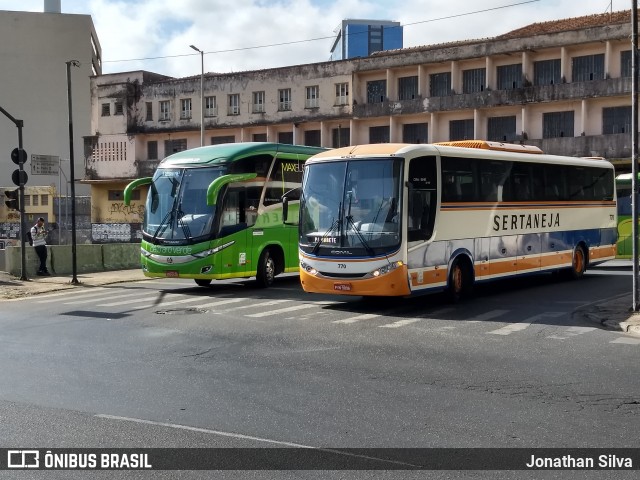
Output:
[{"xmin": 0, "ymin": 268, "xmax": 638, "ymax": 478}]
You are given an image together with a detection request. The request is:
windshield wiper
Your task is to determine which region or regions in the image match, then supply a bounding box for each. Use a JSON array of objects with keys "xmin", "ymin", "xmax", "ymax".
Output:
[
  {"xmin": 176, "ymin": 201, "xmax": 192, "ymax": 241},
  {"xmin": 152, "ymin": 209, "xmax": 174, "ymax": 242},
  {"xmin": 311, "ymin": 202, "xmax": 341, "ymax": 255},
  {"xmin": 345, "ymin": 193, "xmax": 374, "ymax": 256}
]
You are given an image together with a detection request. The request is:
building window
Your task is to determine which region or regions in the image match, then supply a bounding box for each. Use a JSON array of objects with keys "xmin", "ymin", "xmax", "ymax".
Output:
[
  {"xmin": 41, "ymin": 195, "xmax": 48, "ymax": 206},
  {"xmin": 621, "ymin": 50, "xmax": 632, "ymax": 78},
  {"xmin": 109, "ymin": 189, "xmax": 140, "ymax": 201},
  {"xmin": 164, "ymin": 138, "xmax": 187, "ymax": 155},
  {"xmin": 534, "ymin": 59, "xmax": 561, "ymax": 86},
  {"xmin": 369, "ymin": 126, "xmax": 390, "ymax": 143},
  {"xmin": 429, "ymin": 72, "xmax": 451, "ymax": 97},
  {"xmin": 228, "ymin": 94, "xmax": 240, "ymax": 115},
  {"xmin": 403, "ymin": 123, "xmax": 428, "ymax": 144},
  {"xmin": 304, "ymin": 130, "xmax": 321, "ymax": 146},
  {"xmin": 212, "ymin": 135, "xmax": 235, "ymax": 145},
  {"xmin": 603, "ymin": 106, "xmax": 631, "ymax": 134},
  {"xmin": 180, "ymin": 98, "xmax": 192, "ymax": 119},
  {"xmin": 332, "ymin": 126, "xmax": 350, "ymax": 147},
  {"xmin": 278, "ymin": 89, "xmax": 292, "ymax": 111},
  {"xmin": 147, "ymin": 140, "xmax": 158, "ymax": 160},
  {"xmin": 205, "ymin": 96, "xmax": 217, "ymax": 117},
  {"xmin": 462, "ymin": 68, "xmax": 486, "ymax": 93},
  {"xmin": 497, "ymin": 64, "xmax": 522, "ymax": 90},
  {"xmin": 305, "ymin": 86, "xmax": 319, "ymax": 108},
  {"xmin": 487, "ymin": 115, "xmax": 517, "ymax": 142},
  {"xmin": 572, "ymin": 54, "xmax": 605, "ymax": 82},
  {"xmin": 278, "ymin": 132, "xmax": 294, "ymax": 144},
  {"xmin": 23, "ymin": 195, "xmax": 30, "ymax": 207},
  {"xmin": 367, "ymin": 80, "xmax": 387, "ymax": 103},
  {"xmin": 368, "ymin": 25, "xmax": 383, "ymax": 55},
  {"xmin": 114, "ymin": 102, "xmax": 124, "ymax": 115},
  {"xmin": 32, "ymin": 195, "xmax": 39, "ymax": 206},
  {"xmin": 145, "ymin": 102, "xmax": 153, "ymax": 121},
  {"xmin": 449, "ymin": 119, "xmax": 474, "ymax": 141},
  {"xmin": 252, "ymin": 91, "xmax": 265, "ymax": 113},
  {"xmin": 253, "ymin": 133, "xmax": 267, "ymax": 142},
  {"xmin": 335, "ymin": 83, "xmax": 349, "ymax": 105},
  {"xmin": 159, "ymin": 101, "xmax": 171, "ymax": 121},
  {"xmin": 398, "ymin": 76, "xmax": 418, "ymax": 100},
  {"xmin": 101, "ymin": 103, "xmax": 110, "ymax": 116},
  {"xmin": 543, "ymin": 111, "xmax": 574, "ymax": 138}
]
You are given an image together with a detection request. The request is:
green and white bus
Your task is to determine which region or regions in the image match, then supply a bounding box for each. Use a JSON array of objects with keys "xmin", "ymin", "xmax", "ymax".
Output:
[
  {"xmin": 615, "ymin": 172, "xmax": 639, "ymax": 258},
  {"xmin": 124, "ymin": 142, "xmax": 326, "ymax": 287}
]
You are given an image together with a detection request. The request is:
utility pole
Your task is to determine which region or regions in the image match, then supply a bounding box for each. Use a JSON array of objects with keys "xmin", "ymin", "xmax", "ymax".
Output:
[{"xmin": 66, "ymin": 60, "xmax": 81, "ymax": 285}]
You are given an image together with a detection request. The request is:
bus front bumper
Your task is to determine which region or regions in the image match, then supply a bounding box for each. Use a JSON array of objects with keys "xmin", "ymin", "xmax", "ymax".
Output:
[{"xmin": 300, "ymin": 264, "xmax": 411, "ymax": 297}]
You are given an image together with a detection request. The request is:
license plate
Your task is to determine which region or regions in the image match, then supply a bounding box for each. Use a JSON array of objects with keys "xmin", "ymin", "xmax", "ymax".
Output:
[
  {"xmin": 333, "ymin": 282, "xmax": 352, "ymax": 292},
  {"xmin": 165, "ymin": 271, "xmax": 179, "ymax": 278}
]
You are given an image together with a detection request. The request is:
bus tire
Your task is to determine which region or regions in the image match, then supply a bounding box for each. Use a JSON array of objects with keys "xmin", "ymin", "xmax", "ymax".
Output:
[
  {"xmin": 195, "ymin": 279, "xmax": 212, "ymax": 287},
  {"xmin": 568, "ymin": 244, "xmax": 587, "ymax": 280},
  {"xmin": 256, "ymin": 249, "xmax": 276, "ymax": 288},
  {"xmin": 447, "ymin": 257, "xmax": 472, "ymax": 303}
]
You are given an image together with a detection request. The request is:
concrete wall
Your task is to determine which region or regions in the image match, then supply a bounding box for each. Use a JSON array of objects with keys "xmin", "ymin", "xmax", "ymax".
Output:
[{"xmin": 4, "ymin": 243, "xmax": 140, "ymax": 277}]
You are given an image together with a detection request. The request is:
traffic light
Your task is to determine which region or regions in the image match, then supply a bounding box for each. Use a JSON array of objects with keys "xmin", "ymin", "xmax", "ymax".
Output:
[{"xmin": 4, "ymin": 189, "xmax": 20, "ymax": 211}]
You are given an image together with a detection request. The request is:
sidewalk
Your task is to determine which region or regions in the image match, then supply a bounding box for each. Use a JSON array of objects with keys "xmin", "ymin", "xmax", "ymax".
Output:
[
  {"xmin": 0, "ymin": 268, "xmax": 152, "ymax": 300},
  {"xmin": 0, "ymin": 262, "xmax": 639, "ymax": 336}
]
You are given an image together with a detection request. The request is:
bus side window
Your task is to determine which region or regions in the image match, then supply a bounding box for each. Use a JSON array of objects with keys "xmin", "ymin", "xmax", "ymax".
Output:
[{"xmin": 408, "ymin": 189, "xmax": 433, "ymax": 242}]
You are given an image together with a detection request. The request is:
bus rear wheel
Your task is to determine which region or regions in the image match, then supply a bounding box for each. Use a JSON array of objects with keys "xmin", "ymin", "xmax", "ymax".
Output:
[
  {"xmin": 568, "ymin": 245, "xmax": 587, "ymax": 279},
  {"xmin": 194, "ymin": 279, "xmax": 212, "ymax": 287},
  {"xmin": 447, "ymin": 258, "xmax": 472, "ymax": 303},
  {"xmin": 256, "ymin": 249, "xmax": 276, "ymax": 288}
]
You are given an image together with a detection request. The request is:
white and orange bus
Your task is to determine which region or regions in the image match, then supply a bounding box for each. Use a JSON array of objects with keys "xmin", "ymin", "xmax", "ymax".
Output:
[{"xmin": 284, "ymin": 141, "xmax": 617, "ymax": 299}]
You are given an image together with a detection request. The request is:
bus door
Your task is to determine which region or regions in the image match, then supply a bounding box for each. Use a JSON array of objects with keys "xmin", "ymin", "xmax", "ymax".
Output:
[{"xmin": 217, "ymin": 184, "xmax": 252, "ymax": 276}]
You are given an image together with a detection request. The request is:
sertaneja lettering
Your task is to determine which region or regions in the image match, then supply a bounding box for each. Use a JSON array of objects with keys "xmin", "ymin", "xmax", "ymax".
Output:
[{"xmin": 493, "ymin": 213, "xmax": 560, "ymax": 232}]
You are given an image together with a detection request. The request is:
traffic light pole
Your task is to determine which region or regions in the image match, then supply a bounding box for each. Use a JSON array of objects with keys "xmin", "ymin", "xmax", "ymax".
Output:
[{"xmin": 0, "ymin": 105, "xmax": 28, "ymax": 280}]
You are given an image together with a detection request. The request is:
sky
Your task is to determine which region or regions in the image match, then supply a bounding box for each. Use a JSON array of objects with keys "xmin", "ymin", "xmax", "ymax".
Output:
[{"xmin": 0, "ymin": 0, "xmax": 626, "ymax": 78}]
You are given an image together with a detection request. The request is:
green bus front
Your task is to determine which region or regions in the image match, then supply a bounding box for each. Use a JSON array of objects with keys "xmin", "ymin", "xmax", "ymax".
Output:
[
  {"xmin": 616, "ymin": 173, "xmax": 637, "ymax": 258},
  {"xmin": 125, "ymin": 143, "xmax": 326, "ymax": 287}
]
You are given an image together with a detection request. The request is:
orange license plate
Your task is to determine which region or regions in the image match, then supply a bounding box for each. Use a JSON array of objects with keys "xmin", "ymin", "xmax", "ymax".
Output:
[
  {"xmin": 166, "ymin": 271, "xmax": 179, "ymax": 278},
  {"xmin": 333, "ymin": 282, "xmax": 352, "ymax": 292}
]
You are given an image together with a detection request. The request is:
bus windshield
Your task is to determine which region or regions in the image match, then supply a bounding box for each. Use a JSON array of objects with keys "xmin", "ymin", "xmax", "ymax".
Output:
[
  {"xmin": 300, "ymin": 158, "xmax": 403, "ymax": 256},
  {"xmin": 144, "ymin": 166, "xmax": 224, "ymax": 243}
]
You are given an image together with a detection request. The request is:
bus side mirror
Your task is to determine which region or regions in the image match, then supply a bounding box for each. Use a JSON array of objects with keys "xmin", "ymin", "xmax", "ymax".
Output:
[
  {"xmin": 282, "ymin": 197, "xmax": 290, "ymax": 223},
  {"xmin": 281, "ymin": 187, "xmax": 300, "ymax": 225}
]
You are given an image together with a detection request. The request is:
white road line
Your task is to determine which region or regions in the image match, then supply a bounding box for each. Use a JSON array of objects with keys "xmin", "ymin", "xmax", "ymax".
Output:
[
  {"xmin": 547, "ymin": 326, "xmax": 596, "ymax": 340},
  {"xmin": 196, "ymin": 297, "xmax": 254, "ymax": 309},
  {"xmin": 35, "ymin": 288, "xmax": 109, "ymax": 302},
  {"xmin": 221, "ymin": 299, "xmax": 292, "ymax": 310},
  {"xmin": 97, "ymin": 295, "xmax": 191, "ymax": 307},
  {"xmin": 94, "ymin": 414, "xmax": 421, "ymax": 468},
  {"xmin": 378, "ymin": 319, "xmax": 421, "ymax": 328},
  {"xmin": 63, "ymin": 292, "xmax": 146, "ymax": 305},
  {"xmin": 487, "ymin": 312, "xmax": 564, "ymax": 336},
  {"xmin": 610, "ymin": 337, "xmax": 640, "ymax": 345},
  {"xmin": 245, "ymin": 303, "xmax": 318, "ymax": 317},
  {"xmin": 333, "ymin": 313, "xmax": 381, "ymax": 324}
]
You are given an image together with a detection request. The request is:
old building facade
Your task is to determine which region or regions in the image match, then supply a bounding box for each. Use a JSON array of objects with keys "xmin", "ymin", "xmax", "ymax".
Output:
[{"xmin": 85, "ymin": 10, "xmax": 635, "ymax": 243}]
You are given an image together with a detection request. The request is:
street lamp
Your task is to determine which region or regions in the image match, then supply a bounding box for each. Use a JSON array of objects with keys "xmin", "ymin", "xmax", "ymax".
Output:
[
  {"xmin": 189, "ymin": 45, "xmax": 205, "ymax": 147},
  {"xmin": 66, "ymin": 59, "xmax": 80, "ymax": 285}
]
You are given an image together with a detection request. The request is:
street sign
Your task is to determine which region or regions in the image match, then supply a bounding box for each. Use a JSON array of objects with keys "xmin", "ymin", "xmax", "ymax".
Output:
[
  {"xmin": 11, "ymin": 169, "xmax": 28, "ymax": 186},
  {"xmin": 31, "ymin": 154, "xmax": 60, "ymax": 175},
  {"xmin": 11, "ymin": 148, "xmax": 27, "ymax": 165}
]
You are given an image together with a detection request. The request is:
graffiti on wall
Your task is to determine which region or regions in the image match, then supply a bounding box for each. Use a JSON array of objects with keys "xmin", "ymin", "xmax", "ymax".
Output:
[
  {"xmin": 91, "ymin": 223, "xmax": 142, "ymax": 243},
  {"xmin": 109, "ymin": 202, "xmax": 145, "ymax": 219}
]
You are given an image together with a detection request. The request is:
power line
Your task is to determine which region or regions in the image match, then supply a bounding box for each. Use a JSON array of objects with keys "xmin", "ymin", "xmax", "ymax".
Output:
[{"xmin": 103, "ymin": 0, "xmax": 540, "ymax": 64}]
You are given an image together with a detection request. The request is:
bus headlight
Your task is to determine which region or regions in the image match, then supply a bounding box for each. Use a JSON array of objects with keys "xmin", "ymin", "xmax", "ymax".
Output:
[
  {"xmin": 193, "ymin": 248, "xmax": 216, "ymax": 258},
  {"xmin": 300, "ymin": 261, "xmax": 318, "ymax": 276},
  {"xmin": 370, "ymin": 261, "xmax": 403, "ymax": 277}
]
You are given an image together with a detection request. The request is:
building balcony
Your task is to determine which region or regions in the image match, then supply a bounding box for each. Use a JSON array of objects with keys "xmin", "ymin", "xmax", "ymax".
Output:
[{"xmin": 526, "ymin": 133, "xmax": 631, "ymax": 166}]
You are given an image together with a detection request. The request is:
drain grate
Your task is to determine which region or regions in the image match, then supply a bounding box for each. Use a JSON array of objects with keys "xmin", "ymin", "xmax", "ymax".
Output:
[{"xmin": 155, "ymin": 307, "xmax": 208, "ymax": 315}]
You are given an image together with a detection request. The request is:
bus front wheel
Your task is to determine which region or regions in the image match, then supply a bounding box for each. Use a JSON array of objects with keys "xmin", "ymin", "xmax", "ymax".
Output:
[
  {"xmin": 447, "ymin": 257, "xmax": 472, "ymax": 303},
  {"xmin": 195, "ymin": 279, "xmax": 212, "ymax": 287},
  {"xmin": 256, "ymin": 249, "xmax": 276, "ymax": 288}
]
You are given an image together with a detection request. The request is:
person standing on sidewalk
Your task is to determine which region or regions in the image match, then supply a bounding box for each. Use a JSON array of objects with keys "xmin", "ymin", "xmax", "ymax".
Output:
[{"xmin": 31, "ymin": 217, "xmax": 50, "ymax": 276}]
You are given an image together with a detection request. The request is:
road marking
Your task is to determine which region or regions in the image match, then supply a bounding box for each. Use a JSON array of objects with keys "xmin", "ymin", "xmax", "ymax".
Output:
[
  {"xmin": 487, "ymin": 312, "xmax": 563, "ymax": 336},
  {"xmin": 95, "ymin": 414, "xmax": 421, "ymax": 468},
  {"xmin": 333, "ymin": 313, "xmax": 381, "ymax": 324},
  {"xmin": 222, "ymin": 299, "xmax": 292, "ymax": 311},
  {"xmin": 467, "ymin": 309, "xmax": 509, "ymax": 322},
  {"xmin": 245, "ymin": 303, "xmax": 318, "ymax": 317},
  {"xmin": 378, "ymin": 319, "xmax": 421, "ymax": 328},
  {"xmin": 63, "ymin": 292, "xmax": 146, "ymax": 305},
  {"xmin": 547, "ymin": 326, "xmax": 596, "ymax": 340},
  {"xmin": 35, "ymin": 288, "xmax": 109, "ymax": 302},
  {"xmin": 97, "ymin": 294, "xmax": 191, "ymax": 307},
  {"xmin": 610, "ymin": 337, "xmax": 640, "ymax": 345}
]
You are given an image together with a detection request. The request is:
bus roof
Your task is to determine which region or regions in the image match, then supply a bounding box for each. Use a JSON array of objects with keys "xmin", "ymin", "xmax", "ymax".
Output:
[
  {"xmin": 159, "ymin": 142, "xmax": 327, "ymax": 167},
  {"xmin": 306, "ymin": 142, "xmax": 614, "ymax": 169}
]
